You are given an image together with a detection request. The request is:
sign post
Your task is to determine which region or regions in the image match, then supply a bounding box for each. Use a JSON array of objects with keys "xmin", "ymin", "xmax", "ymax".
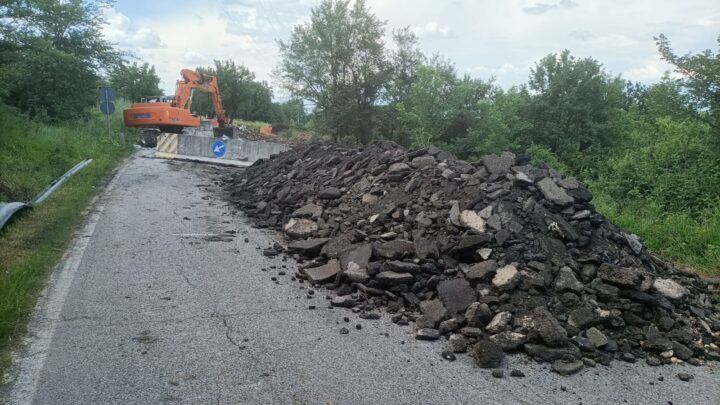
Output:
[{"xmin": 98, "ymin": 87, "xmax": 116, "ymax": 138}]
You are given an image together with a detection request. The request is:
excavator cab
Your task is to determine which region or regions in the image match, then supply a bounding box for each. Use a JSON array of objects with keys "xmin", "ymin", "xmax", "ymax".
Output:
[{"xmin": 140, "ymin": 96, "xmax": 172, "ymax": 103}]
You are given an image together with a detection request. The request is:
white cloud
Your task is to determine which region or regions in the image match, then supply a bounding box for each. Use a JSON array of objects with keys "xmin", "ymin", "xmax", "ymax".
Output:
[
  {"xmin": 523, "ymin": 0, "xmax": 578, "ymax": 15},
  {"xmin": 623, "ymin": 60, "xmax": 675, "ymax": 82},
  {"xmin": 467, "ymin": 62, "xmax": 534, "ymax": 87},
  {"xmin": 412, "ymin": 21, "xmax": 454, "ymax": 39},
  {"xmin": 108, "ymin": 0, "xmax": 720, "ymax": 95},
  {"xmin": 102, "ymin": 8, "xmax": 164, "ymax": 49},
  {"xmin": 105, "ymin": 4, "xmax": 287, "ymax": 93},
  {"xmin": 182, "ymin": 50, "xmax": 209, "ymax": 66},
  {"xmin": 569, "ymin": 29, "xmax": 594, "ymax": 40}
]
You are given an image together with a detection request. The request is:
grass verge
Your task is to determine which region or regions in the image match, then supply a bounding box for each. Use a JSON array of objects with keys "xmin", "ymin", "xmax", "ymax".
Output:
[
  {"xmin": 594, "ymin": 195, "xmax": 720, "ymax": 276},
  {"xmin": 232, "ymin": 118, "xmax": 270, "ymax": 131},
  {"xmin": 0, "ymin": 103, "xmax": 135, "ymax": 381}
]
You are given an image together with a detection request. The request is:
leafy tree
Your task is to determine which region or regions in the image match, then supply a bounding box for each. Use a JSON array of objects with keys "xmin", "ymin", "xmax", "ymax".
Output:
[
  {"xmin": 2, "ymin": 0, "xmax": 119, "ymax": 69},
  {"xmin": 462, "ymin": 87, "xmax": 532, "ymax": 159},
  {"xmin": 277, "ymin": 0, "xmax": 390, "ymax": 143},
  {"xmin": 394, "ymin": 59, "xmax": 458, "ymax": 147},
  {"xmin": 269, "ymin": 99, "xmax": 307, "ymax": 125},
  {"xmin": 656, "ymin": 34, "xmax": 720, "ymax": 130},
  {"xmin": 523, "ymin": 50, "xmax": 625, "ymax": 170},
  {"xmin": 373, "ymin": 28, "xmax": 426, "ymax": 143},
  {"xmin": 0, "ymin": 0, "xmax": 121, "ymax": 120},
  {"xmin": 641, "ymin": 79, "xmax": 693, "ymax": 120},
  {"xmin": 393, "ymin": 58, "xmax": 493, "ymax": 151},
  {"xmin": 109, "ymin": 62, "xmax": 162, "ymax": 102},
  {"xmin": 191, "ymin": 59, "xmax": 273, "ymax": 123},
  {"xmin": 387, "ymin": 27, "xmax": 426, "ymax": 104},
  {"xmin": 244, "ymin": 80, "xmax": 274, "ymax": 122},
  {"xmin": 4, "ymin": 43, "xmax": 99, "ymax": 119}
]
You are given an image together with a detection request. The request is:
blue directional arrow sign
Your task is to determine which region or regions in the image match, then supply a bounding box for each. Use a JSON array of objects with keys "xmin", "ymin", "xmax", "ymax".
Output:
[{"xmin": 212, "ymin": 140, "xmax": 226, "ymax": 158}]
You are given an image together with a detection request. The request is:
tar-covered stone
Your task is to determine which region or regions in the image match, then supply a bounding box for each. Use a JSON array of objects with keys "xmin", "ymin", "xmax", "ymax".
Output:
[
  {"xmin": 677, "ymin": 373, "xmax": 693, "ymax": 382},
  {"xmin": 441, "ymin": 351, "xmax": 456, "ymax": 361},
  {"xmin": 552, "ymin": 359, "xmax": 584, "ymax": 376},
  {"xmin": 416, "ymin": 328, "xmax": 441, "ymax": 341},
  {"xmin": 473, "ymin": 340, "xmax": 505, "ymax": 368},
  {"xmin": 437, "ymin": 278, "xmax": 476, "ymax": 314}
]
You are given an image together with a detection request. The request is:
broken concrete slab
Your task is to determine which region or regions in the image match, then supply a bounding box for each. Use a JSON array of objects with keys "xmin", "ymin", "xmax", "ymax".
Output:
[{"xmin": 303, "ymin": 259, "xmax": 341, "ymax": 283}]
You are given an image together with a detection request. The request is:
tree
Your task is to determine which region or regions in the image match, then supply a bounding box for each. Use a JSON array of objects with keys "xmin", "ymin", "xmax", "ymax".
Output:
[
  {"xmin": 462, "ymin": 87, "xmax": 532, "ymax": 159},
  {"xmin": 393, "ymin": 57, "xmax": 493, "ymax": 151},
  {"xmin": 394, "ymin": 58, "xmax": 458, "ymax": 147},
  {"xmin": 109, "ymin": 62, "xmax": 162, "ymax": 102},
  {"xmin": 523, "ymin": 50, "xmax": 625, "ymax": 170},
  {"xmin": 244, "ymin": 80, "xmax": 274, "ymax": 122},
  {"xmin": 656, "ymin": 34, "xmax": 720, "ymax": 130},
  {"xmin": 0, "ymin": 0, "xmax": 121, "ymax": 120},
  {"xmin": 277, "ymin": 0, "xmax": 390, "ymax": 143},
  {"xmin": 387, "ymin": 27, "xmax": 426, "ymax": 104},
  {"xmin": 624, "ymin": 79, "xmax": 693, "ymax": 123},
  {"xmin": 269, "ymin": 99, "xmax": 307, "ymax": 125},
  {"xmin": 191, "ymin": 59, "xmax": 273, "ymax": 123}
]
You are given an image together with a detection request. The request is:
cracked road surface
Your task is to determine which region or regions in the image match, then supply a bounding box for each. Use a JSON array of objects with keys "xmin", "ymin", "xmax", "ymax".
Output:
[{"xmin": 5, "ymin": 150, "xmax": 720, "ymax": 404}]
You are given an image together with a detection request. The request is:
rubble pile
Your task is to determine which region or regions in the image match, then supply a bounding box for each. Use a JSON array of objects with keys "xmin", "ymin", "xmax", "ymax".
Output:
[{"xmin": 223, "ymin": 141, "xmax": 720, "ymax": 374}]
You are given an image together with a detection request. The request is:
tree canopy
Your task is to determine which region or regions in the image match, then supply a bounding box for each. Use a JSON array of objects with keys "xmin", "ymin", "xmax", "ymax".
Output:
[
  {"xmin": 277, "ymin": 0, "xmax": 389, "ymax": 142},
  {"xmin": 109, "ymin": 62, "xmax": 162, "ymax": 102},
  {"xmin": 656, "ymin": 34, "xmax": 720, "ymax": 130},
  {"xmin": 191, "ymin": 59, "xmax": 274, "ymax": 123},
  {"xmin": 0, "ymin": 0, "xmax": 121, "ymax": 119},
  {"xmin": 523, "ymin": 50, "xmax": 625, "ymax": 170}
]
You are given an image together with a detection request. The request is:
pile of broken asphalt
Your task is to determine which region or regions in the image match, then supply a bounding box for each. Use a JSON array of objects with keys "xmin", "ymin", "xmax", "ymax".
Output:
[{"xmin": 222, "ymin": 141, "xmax": 720, "ymax": 376}]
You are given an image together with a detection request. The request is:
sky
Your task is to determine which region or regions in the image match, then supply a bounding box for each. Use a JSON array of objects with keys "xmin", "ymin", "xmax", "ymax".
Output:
[{"xmin": 104, "ymin": 0, "xmax": 720, "ymax": 98}]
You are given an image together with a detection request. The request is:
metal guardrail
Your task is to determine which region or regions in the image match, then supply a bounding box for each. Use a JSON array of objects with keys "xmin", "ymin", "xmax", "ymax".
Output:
[
  {"xmin": 0, "ymin": 202, "xmax": 29, "ymax": 230},
  {"xmin": 0, "ymin": 159, "xmax": 93, "ymax": 231},
  {"xmin": 31, "ymin": 159, "xmax": 93, "ymax": 205}
]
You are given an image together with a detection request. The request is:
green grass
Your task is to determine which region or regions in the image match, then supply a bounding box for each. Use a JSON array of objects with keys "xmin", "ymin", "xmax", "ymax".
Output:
[
  {"xmin": 232, "ymin": 118, "xmax": 270, "ymax": 131},
  {"xmin": 0, "ymin": 103, "xmax": 135, "ymax": 380},
  {"xmin": 594, "ymin": 194, "xmax": 720, "ymax": 276}
]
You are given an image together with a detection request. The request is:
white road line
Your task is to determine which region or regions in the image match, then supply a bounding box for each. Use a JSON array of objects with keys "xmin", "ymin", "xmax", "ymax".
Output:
[{"xmin": 7, "ymin": 164, "xmax": 127, "ymax": 405}]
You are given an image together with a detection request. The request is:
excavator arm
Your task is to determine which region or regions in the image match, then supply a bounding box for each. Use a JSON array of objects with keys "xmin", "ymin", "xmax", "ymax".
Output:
[{"xmin": 173, "ymin": 69, "xmax": 228, "ymax": 127}]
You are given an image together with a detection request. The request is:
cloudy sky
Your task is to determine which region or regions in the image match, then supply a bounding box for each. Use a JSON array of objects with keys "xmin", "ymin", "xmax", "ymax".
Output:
[{"xmin": 105, "ymin": 0, "xmax": 720, "ymax": 98}]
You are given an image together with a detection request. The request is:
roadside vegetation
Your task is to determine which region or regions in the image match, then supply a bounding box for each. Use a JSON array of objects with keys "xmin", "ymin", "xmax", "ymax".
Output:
[
  {"xmin": 0, "ymin": 1, "xmax": 139, "ymax": 378},
  {"xmin": 0, "ymin": 103, "xmax": 135, "ymax": 377}
]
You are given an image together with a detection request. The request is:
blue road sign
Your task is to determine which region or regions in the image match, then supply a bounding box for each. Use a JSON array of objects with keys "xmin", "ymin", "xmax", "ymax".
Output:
[
  {"xmin": 212, "ymin": 140, "xmax": 226, "ymax": 158},
  {"xmin": 100, "ymin": 101, "xmax": 115, "ymax": 115},
  {"xmin": 98, "ymin": 87, "xmax": 116, "ymax": 102}
]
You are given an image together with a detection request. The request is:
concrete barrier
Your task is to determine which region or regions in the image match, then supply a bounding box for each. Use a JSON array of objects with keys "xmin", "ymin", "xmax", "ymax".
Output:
[{"xmin": 155, "ymin": 133, "xmax": 289, "ymax": 165}]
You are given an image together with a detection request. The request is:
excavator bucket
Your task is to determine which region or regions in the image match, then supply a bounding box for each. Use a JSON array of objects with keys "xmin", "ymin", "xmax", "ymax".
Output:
[{"xmin": 213, "ymin": 126, "xmax": 235, "ymax": 138}]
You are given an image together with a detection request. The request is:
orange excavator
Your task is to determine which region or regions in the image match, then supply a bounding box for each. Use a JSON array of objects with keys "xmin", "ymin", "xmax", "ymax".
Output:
[{"xmin": 123, "ymin": 69, "xmax": 229, "ymax": 134}]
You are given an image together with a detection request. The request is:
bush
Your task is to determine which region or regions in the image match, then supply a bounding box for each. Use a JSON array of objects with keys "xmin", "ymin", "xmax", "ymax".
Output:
[{"xmin": 592, "ymin": 117, "xmax": 720, "ymax": 215}]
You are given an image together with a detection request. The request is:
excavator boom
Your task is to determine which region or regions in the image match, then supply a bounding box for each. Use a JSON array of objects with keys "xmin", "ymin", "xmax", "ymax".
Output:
[{"xmin": 123, "ymin": 69, "xmax": 228, "ymax": 132}]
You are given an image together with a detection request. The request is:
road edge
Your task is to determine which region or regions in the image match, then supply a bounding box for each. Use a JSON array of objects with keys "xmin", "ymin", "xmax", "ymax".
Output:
[{"xmin": 2, "ymin": 157, "xmax": 130, "ymax": 405}]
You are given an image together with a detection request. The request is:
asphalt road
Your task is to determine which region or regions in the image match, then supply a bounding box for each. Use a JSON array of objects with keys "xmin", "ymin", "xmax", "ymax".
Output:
[{"xmin": 4, "ymin": 150, "xmax": 719, "ymax": 404}]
